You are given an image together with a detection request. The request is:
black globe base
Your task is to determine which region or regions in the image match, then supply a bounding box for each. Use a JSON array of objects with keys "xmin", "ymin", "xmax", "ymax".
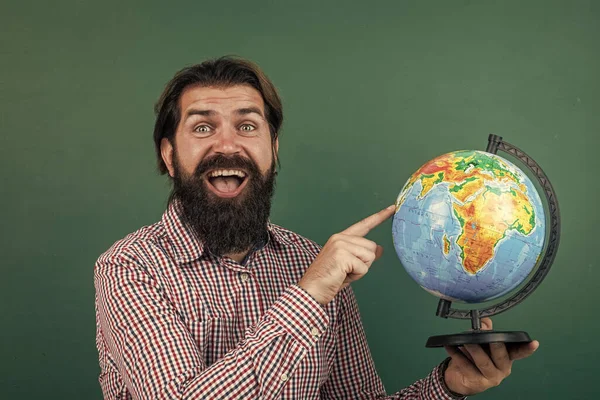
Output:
[{"xmin": 426, "ymin": 330, "xmax": 532, "ymax": 348}]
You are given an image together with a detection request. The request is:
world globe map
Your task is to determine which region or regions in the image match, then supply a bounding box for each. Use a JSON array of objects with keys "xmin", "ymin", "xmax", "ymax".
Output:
[{"xmin": 392, "ymin": 150, "xmax": 546, "ymax": 303}]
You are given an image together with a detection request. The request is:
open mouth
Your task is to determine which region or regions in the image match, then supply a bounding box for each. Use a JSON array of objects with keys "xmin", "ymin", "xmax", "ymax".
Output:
[{"xmin": 205, "ymin": 168, "xmax": 249, "ymax": 198}]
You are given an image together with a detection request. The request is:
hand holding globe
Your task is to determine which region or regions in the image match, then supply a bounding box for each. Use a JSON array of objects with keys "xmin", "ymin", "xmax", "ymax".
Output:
[{"xmin": 443, "ymin": 317, "xmax": 539, "ymax": 396}]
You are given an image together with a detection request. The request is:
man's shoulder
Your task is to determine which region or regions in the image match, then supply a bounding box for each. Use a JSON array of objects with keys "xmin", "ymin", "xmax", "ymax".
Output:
[
  {"xmin": 268, "ymin": 223, "xmax": 322, "ymax": 257},
  {"xmin": 96, "ymin": 220, "xmax": 167, "ymax": 268}
]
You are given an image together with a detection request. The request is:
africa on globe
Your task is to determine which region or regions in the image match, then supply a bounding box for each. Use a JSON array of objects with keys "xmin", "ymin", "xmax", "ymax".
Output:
[{"xmin": 392, "ymin": 150, "xmax": 546, "ymax": 304}]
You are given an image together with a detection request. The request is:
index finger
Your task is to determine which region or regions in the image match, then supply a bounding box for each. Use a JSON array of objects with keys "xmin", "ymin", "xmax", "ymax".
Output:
[{"xmin": 342, "ymin": 204, "xmax": 396, "ymax": 237}]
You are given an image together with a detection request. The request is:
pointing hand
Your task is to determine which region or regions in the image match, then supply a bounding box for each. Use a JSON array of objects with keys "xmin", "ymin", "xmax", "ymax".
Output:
[{"xmin": 298, "ymin": 204, "xmax": 396, "ymax": 305}]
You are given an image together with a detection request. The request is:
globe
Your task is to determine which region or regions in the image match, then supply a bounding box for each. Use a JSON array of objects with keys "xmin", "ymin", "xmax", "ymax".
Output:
[{"xmin": 392, "ymin": 149, "xmax": 546, "ymax": 304}]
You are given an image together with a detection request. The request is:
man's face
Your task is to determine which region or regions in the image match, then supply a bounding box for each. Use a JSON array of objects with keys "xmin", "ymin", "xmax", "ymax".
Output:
[
  {"xmin": 162, "ymin": 84, "xmax": 278, "ymax": 195},
  {"xmin": 161, "ymin": 84, "xmax": 279, "ymax": 257}
]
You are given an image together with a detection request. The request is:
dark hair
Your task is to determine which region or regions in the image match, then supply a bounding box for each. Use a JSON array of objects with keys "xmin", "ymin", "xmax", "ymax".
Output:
[{"xmin": 153, "ymin": 56, "xmax": 283, "ymax": 175}]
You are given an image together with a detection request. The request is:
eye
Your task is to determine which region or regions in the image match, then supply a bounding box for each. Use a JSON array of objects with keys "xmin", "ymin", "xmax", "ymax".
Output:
[
  {"xmin": 193, "ymin": 125, "xmax": 212, "ymax": 134},
  {"xmin": 239, "ymin": 124, "xmax": 256, "ymax": 133}
]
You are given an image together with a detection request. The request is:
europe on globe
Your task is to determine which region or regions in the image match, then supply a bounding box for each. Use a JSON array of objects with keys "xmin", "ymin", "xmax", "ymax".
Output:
[{"xmin": 392, "ymin": 150, "xmax": 546, "ymax": 304}]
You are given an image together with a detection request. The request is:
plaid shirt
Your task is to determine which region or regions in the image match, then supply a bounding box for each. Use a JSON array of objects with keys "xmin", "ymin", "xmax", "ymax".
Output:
[{"xmin": 94, "ymin": 202, "xmax": 462, "ymax": 399}]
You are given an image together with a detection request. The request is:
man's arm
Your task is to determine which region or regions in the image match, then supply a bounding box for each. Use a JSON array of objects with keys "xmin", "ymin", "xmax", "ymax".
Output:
[
  {"xmin": 319, "ymin": 286, "xmax": 464, "ymax": 400},
  {"xmin": 95, "ymin": 255, "xmax": 328, "ymax": 400},
  {"xmin": 296, "ymin": 205, "xmax": 462, "ymax": 398},
  {"xmin": 298, "ymin": 204, "xmax": 537, "ymax": 398}
]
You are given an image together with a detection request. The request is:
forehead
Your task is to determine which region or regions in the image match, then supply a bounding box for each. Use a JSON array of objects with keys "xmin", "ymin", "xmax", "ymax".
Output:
[{"xmin": 179, "ymin": 84, "xmax": 265, "ymax": 114}]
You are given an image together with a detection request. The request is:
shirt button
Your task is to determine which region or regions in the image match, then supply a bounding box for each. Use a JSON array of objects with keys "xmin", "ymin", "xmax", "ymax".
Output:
[
  {"xmin": 280, "ymin": 373, "xmax": 289, "ymax": 382},
  {"xmin": 240, "ymin": 272, "xmax": 249, "ymax": 282},
  {"xmin": 310, "ymin": 327, "xmax": 320, "ymax": 337}
]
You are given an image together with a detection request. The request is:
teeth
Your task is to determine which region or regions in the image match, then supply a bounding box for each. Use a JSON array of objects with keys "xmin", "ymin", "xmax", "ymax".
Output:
[{"xmin": 208, "ymin": 169, "xmax": 247, "ymax": 178}]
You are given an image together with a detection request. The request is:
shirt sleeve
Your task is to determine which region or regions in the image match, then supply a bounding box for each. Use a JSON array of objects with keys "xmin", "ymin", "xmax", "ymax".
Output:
[
  {"xmin": 319, "ymin": 286, "xmax": 467, "ymax": 400},
  {"xmin": 94, "ymin": 255, "xmax": 329, "ymax": 400}
]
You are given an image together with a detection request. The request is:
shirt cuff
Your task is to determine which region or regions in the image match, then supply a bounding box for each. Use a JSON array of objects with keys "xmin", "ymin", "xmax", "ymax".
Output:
[
  {"xmin": 437, "ymin": 357, "xmax": 468, "ymax": 399},
  {"xmin": 265, "ymin": 285, "xmax": 330, "ymax": 350}
]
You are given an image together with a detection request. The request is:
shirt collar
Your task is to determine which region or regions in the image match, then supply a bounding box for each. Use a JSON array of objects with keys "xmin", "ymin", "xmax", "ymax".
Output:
[{"xmin": 162, "ymin": 201, "xmax": 285, "ymax": 265}]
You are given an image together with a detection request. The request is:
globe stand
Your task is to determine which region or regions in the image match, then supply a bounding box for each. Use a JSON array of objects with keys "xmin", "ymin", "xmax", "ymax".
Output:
[
  {"xmin": 425, "ymin": 134, "xmax": 561, "ymax": 348},
  {"xmin": 425, "ymin": 307, "xmax": 531, "ymax": 347}
]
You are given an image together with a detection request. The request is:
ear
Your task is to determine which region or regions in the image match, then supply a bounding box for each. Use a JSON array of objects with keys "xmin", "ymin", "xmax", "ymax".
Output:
[
  {"xmin": 272, "ymin": 136, "xmax": 280, "ymax": 166},
  {"xmin": 160, "ymin": 138, "xmax": 175, "ymax": 177}
]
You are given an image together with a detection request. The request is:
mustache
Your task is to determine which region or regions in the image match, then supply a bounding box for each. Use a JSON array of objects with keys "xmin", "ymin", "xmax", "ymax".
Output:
[{"xmin": 193, "ymin": 154, "xmax": 260, "ymax": 178}]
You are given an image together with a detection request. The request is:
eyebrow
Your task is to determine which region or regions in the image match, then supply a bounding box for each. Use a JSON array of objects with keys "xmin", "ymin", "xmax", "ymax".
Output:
[
  {"xmin": 185, "ymin": 109, "xmax": 215, "ymax": 119},
  {"xmin": 235, "ymin": 107, "xmax": 264, "ymax": 118},
  {"xmin": 184, "ymin": 107, "xmax": 265, "ymax": 120}
]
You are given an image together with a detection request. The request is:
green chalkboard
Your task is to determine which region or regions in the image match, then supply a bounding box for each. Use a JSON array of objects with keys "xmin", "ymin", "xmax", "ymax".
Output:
[{"xmin": 2, "ymin": 0, "xmax": 599, "ymax": 398}]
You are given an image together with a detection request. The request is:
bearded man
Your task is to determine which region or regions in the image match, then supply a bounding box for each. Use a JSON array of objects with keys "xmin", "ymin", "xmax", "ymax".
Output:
[{"xmin": 94, "ymin": 57, "xmax": 538, "ymax": 400}]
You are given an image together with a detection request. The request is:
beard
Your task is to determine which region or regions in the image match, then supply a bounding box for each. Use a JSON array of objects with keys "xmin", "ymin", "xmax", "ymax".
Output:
[{"xmin": 170, "ymin": 152, "xmax": 276, "ymax": 258}]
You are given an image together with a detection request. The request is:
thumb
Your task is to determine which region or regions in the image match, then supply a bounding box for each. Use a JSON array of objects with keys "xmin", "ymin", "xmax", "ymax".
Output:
[
  {"xmin": 375, "ymin": 245, "xmax": 384, "ymax": 261},
  {"xmin": 509, "ymin": 340, "xmax": 540, "ymax": 361},
  {"xmin": 480, "ymin": 317, "xmax": 493, "ymax": 331}
]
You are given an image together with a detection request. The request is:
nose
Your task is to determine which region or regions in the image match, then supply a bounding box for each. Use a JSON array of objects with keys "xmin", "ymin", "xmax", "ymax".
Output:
[{"xmin": 212, "ymin": 125, "xmax": 241, "ymax": 156}]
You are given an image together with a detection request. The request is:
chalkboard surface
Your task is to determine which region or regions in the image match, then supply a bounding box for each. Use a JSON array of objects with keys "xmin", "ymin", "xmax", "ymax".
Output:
[{"xmin": 2, "ymin": 0, "xmax": 598, "ymax": 398}]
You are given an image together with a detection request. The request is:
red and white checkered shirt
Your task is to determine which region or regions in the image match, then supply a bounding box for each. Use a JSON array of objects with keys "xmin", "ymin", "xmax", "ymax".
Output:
[{"xmin": 94, "ymin": 202, "xmax": 461, "ymax": 399}]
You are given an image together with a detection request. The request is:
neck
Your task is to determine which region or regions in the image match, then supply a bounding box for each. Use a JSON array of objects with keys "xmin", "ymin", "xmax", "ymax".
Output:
[
  {"xmin": 225, "ymin": 249, "xmax": 250, "ymax": 263},
  {"xmin": 223, "ymin": 229, "xmax": 269, "ymax": 263}
]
